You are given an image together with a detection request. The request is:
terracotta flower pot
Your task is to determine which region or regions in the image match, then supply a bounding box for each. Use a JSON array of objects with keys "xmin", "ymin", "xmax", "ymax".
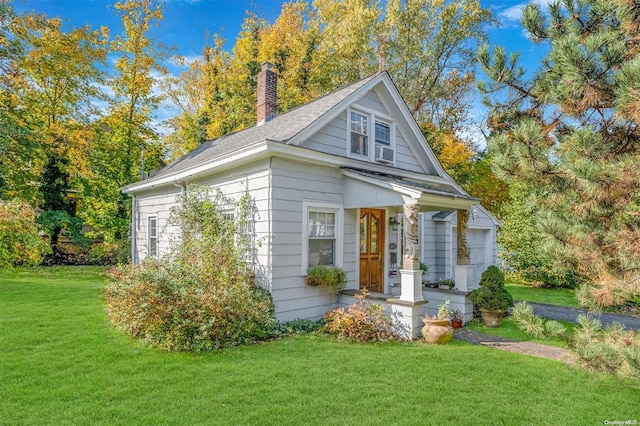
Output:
[
  {"xmin": 451, "ymin": 319, "xmax": 463, "ymax": 329},
  {"xmin": 421, "ymin": 318, "xmax": 453, "ymax": 344},
  {"xmin": 479, "ymin": 308, "xmax": 504, "ymax": 328}
]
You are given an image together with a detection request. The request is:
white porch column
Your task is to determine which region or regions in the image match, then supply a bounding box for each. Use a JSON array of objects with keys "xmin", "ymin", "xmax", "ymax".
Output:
[
  {"xmin": 399, "ymin": 197, "xmax": 423, "ymax": 303},
  {"xmin": 455, "ymin": 208, "xmax": 473, "ymax": 291}
]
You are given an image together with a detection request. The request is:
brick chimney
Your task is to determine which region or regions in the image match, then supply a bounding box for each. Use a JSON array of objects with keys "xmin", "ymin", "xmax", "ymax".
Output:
[{"xmin": 257, "ymin": 62, "xmax": 277, "ymax": 126}]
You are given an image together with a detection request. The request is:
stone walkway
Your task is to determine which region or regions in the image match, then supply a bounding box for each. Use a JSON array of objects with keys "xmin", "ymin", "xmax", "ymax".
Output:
[
  {"xmin": 454, "ymin": 303, "xmax": 639, "ymax": 364},
  {"xmin": 454, "ymin": 329, "xmax": 576, "ymax": 364}
]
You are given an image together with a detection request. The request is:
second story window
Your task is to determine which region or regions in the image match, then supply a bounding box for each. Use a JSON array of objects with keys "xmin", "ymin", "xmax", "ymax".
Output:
[
  {"xmin": 350, "ymin": 111, "xmax": 368, "ymax": 156},
  {"xmin": 375, "ymin": 121, "xmax": 390, "ymax": 146}
]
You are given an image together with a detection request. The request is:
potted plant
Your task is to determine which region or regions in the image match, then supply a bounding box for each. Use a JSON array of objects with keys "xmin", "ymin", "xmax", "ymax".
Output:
[
  {"xmin": 450, "ymin": 309, "xmax": 463, "ymax": 329},
  {"xmin": 469, "ymin": 266, "xmax": 513, "ymax": 327},
  {"xmin": 420, "ymin": 263, "xmax": 429, "ymax": 276},
  {"xmin": 305, "ymin": 266, "xmax": 347, "ymax": 294},
  {"xmin": 421, "ymin": 300, "xmax": 453, "ymax": 344},
  {"xmin": 438, "ymin": 277, "xmax": 455, "ymax": 290}
]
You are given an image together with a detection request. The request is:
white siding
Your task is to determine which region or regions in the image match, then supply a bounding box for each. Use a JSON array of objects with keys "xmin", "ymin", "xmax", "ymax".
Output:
[
  {"xmin": 134, "ymin": 160, "xmax": 272, "ymax": 289},
  {"xmin": 301, "ymin": 114, "xmax": 348, "ymax": 157},
  {"xmin": 419, "ymin": 213, "xmax": 438, "ymax": 281},
  {"xmin": 300, "ymin": 89, "xmax": 427, "ymax": 174},
  {"xmin": 420, "ymin": 209, "xmax": 498, "ymax": 290},
  {"xmin": 395, "ymin": 129, "xmax": 426, "ymax": 173},
  {"xmin": 269, "ymin": 157, "xmax": 352, "ymax": 322},
  {"xmin": 135, "ymin": 187, "xmax": 182, "ymax": 261}
]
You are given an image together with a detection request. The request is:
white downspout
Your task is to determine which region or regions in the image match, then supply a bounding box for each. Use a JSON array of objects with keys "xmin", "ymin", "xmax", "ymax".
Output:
[{"xmin": 130, "ymin": 194, "xmax": 137, "ymax": 264}]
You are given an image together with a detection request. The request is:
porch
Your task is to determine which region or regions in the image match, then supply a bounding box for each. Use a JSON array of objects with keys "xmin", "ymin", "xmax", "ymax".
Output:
[{"xmin": 341, "ymin": 168, "xmax": 483, "ymax": 338}]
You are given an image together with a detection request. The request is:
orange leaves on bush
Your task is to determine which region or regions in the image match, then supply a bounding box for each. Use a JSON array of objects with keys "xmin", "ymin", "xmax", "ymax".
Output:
[{"xmin": 321, "ymin": 290, "xmax": 403, "ymax": 342}]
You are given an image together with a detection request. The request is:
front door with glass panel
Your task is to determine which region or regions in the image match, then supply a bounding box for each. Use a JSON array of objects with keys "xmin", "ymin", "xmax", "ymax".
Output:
[{"xmin": 359, "ymin": 209, "xmax": 385, "ymax": 293}]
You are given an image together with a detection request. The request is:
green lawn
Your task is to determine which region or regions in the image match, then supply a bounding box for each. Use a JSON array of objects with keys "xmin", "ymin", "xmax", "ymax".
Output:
[
  {"xmin": 465, "ymin": 317, "xmax": 574, "ymax": 348},
  {"xmin": 505, "ymin": 280, "xmax": 581, "ymax": 308},
  {"xmin": 2, "ymin": 267, "xmax": 640, "ymax": 425}
]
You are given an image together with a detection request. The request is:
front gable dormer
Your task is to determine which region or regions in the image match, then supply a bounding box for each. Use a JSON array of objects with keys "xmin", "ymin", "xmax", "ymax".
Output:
[{"xmin": 291, "ymin": 72, "xmax": 444, "ymax": 178}]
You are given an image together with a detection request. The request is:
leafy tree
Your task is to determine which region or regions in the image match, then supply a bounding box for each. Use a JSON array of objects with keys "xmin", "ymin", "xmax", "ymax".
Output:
[
  {"xmin": 422, "ymin": 124, "xmax": 509, "ymax": 217},
  {"xmin": 478, "ymin": 0, "xmax": 640, "ymax": 305},
  {"xmin": 0, "ymin": 200, "xmax": 50, "ymax": 267},
  {"xmin": 84, "ymin": 0, "xmax": 168, "ymax": 241},
  {"xmin": 9, "ymin": 9, "xmax": 107, "ymax": 248},
  {"xmin": 0, "ymin": 1, "xmax": 39, "ymax": 202},
  {"xmin": 164, "ymin": 0, "xmax": 493, "ymax": 145},
  {"xmin": 382, "ymin": 0, "xmax": 491, "ymax": 129}
]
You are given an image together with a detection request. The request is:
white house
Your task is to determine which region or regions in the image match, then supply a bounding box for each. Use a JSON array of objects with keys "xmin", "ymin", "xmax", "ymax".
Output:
[{"xmin": 122, "ymin": 63, "xmax": 499, "ymax": 337}]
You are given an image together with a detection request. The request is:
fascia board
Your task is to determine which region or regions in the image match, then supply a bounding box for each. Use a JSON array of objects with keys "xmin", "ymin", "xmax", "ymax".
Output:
[
  {"xmin": 123, "ymin": 141, "xmax": 270, "ymax": 194},
  {"xmin": 286, "ymin": 75, "xmax": 383, "ymax": 147}
]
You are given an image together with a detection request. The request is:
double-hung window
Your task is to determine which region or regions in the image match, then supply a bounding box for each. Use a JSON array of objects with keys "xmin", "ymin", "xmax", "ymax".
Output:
[
  {"xmin": 148, "ymin": 216, "xmax": 158, "ymax": 258},
  {"xmin": 375, "ymin": 121, "xmax": 390, "ymax": 146},
  {"xmin": 348, "ymin": 108, "xmax": 395, "ymax": 164},
  {"xmin": 350, "ymin": 111, "xmax": 368, "ymax": 156},
  {"xmin": 374, "ymin": 120, "xmax": 394, "ymax": 163},
  {"xmin": 303, "ymin": 201, "xmax": 343, "ymax": 273}
]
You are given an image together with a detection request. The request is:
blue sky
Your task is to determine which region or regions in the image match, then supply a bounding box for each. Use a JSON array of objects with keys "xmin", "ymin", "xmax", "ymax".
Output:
[{"xmin": 11, "ymin": 0, "xmax": 552, "ymax": 144}]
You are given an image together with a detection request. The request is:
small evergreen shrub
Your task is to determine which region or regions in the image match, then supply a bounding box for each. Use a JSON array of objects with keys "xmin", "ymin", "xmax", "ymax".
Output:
[
  {"xmin": 469, "ymin": 266, "xmax": 514, "ymax": 311},
  {"xmin": 321, "ymin": 290, "xmax": 404, "ymax": 342},
  {"xmin": 0, "ymin": 200, "xmax": 50, "ymax": 267},
  {"xmin": 105, "ymin": 185, "xmax": 277, "ymax": 351}
]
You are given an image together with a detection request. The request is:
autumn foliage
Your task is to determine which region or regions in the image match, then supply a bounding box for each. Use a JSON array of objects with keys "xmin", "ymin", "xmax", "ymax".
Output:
[
  {"xmin": 104, "ymin": 186, "xmax": 277, "ymax": 351},
  {"xmin": 0, "ymin": 201, "xmax": 50, "ymax": 267},
  {"xmin": 322, "ymin": 290, "xmax": 404, "ymax": 342}
]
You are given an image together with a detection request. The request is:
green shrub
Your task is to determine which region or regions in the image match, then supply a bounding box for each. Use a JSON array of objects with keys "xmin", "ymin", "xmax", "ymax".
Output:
[
  {"xmin": 321, "ymin": 290, "xmax": 404, "ymax": 342},
  {"xmin": 572, "ymin": 315, "xmax": 640, "ymax": 379},
  {"xmin": 305, "ymin": 266, "xmax": 347, "ymax": 293},
  {"xmin": 469, "ymin": 266, "xmax": 514, "ymax": 311},
  {"xmin": 278, "ymin": 319, "xmax": 321, "ymax": 335},
  {"xmin": 498, "ymin": 181, "xmax": 583, "ymax": 288},
  {"xmin": 104, "ymin": 185, "xmax": 277, "ymax": 351},
  {"xmin": 88, "ymin": 240, "xmax": 130, "ymax": 265},
  {"xmin": 512, "ymin": 302, "xmax": 640, "ymax": 379},
  {"xmin": 0, "ymin": 200, "xmax": 50, "ymax": 267}
]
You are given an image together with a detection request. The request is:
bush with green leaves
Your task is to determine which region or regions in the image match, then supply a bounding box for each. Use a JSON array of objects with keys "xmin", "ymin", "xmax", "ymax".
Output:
[
  {"xmin": 497, "ymin": 182, "xmax": 583, "ymax": 288},
  {"xmin": 305, "ymin": 266, "xmax": 347, "ymax": 293},
  {"xmin": 469, "ymin": 266, "xmax": 514, "ymax": 311},
  {"xmin": 0, "ymin": 200, "xmax": 50, "ymax": 267},
  {"xmin": 511, "ymin": 301, "xmax": 640, "ymax": 379},
  {"xmin": 321, "ymin": 290, "xmax": 404, "ymax": 342},
  {"xmin": 88, "ymin": 240, "xmax": 130, "ymax": 265},
  {"xmin": 105, "ymin": 185, "xmax": 277, "ymax": 351},
  {"xmin": 277, "ymin": 319, "xmax": 321, "ymax": 335}
]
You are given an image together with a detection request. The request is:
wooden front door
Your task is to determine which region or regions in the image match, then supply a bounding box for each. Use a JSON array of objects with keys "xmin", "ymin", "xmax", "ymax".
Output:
[{"xmin": 359, "ymin": 209, "xmax": 385, "ymax": 293}]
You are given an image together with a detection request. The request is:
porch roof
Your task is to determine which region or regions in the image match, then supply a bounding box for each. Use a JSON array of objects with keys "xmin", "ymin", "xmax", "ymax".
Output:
[{"xmin": 341, "ymin": 168, "xmax": 480, "ymax": 210}]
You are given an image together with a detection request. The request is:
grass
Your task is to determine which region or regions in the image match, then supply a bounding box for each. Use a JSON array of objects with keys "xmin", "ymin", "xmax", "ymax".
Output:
[
  {"xmin": 2, "ymin": 266, "xmax": 640, "ymax": 425},
  {"xmin": 505, "ymin": 280, "xmax": 581, "ymax": 308},
  {"xmin": 465, "ymin": 318, "xmax": 574, "ymax": 348}
]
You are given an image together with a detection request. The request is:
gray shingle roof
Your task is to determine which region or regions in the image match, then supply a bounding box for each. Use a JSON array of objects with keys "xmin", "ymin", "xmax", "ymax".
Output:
[
  {"xmin": 131, "ymin": 73, "xmax": 379, "ymax": 188},
  {"xmin": 432, "ymin": 210, "xmax": 455, "ymax": 219},
  {"xmin": 343, "ymin": 168, "xmax": 477, "ymax": 200}
]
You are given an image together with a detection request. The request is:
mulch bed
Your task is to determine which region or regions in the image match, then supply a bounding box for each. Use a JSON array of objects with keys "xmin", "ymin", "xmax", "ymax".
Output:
[{"xmin": 454, "ymin": 329, "xmax": 576, "ymax": 364}]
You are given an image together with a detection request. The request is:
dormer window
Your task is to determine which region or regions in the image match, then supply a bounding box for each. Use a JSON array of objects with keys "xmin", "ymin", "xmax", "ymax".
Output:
[
  {"xmin": 350, "ymin": 111, "xmax": 368, "ymax": 156},
  {"xmin": 347, "ymin": 108, "xmax": 395, "ymax": 165},
  {"xmin": 375, "ymin": 121, "xmax": 390, "ymax": 145}
]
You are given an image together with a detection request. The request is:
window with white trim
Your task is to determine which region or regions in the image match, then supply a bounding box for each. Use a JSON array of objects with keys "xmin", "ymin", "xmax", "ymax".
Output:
[
  {"xmin": 350, "ymin": 111, "xmax": 368, "ymax": 156},
  {"xmin": 148, "ymin": 216, "xmax": 158, "ymax": 257},
  {"xmin": 347, "ymin": 108, "xmax": 395, "ymax": 164},
  {"xmin": 302, "ymin": 202, "xmax": 343, "ymax": 273},
  {"xmin": 375, "ymin": 120, "xmax": 390, "ymax": 146},
  {"xmin": 221, "ymin": 209, "xmax": 235, "ymax": 222}
]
